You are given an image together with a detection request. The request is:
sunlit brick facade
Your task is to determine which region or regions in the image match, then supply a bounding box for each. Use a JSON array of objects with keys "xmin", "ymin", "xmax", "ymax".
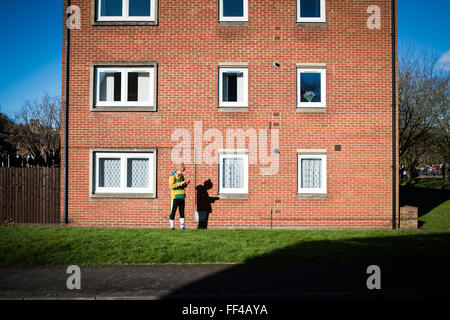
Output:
[{"xmin": 62, "ymin": 0, "xmax": 399, "ymax": 229}]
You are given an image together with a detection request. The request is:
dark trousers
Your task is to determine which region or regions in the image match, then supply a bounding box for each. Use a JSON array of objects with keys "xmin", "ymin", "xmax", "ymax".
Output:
[{"xmin": 170, "ymin": 198, "xmax": 185, "ymax": 220}]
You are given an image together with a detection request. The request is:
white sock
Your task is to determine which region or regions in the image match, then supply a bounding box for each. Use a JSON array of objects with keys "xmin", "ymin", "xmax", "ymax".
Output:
[
  {"xmin": 180, "ymin": 218, "xmax": 185, "ymax": 228},
  {"xmin": 170, "ymin": 220, "xmax": 174, "ymax": 228}
]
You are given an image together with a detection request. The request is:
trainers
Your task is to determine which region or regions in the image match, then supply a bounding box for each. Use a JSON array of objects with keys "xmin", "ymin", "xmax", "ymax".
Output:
[
  {"xmin": 180, "ymin": 227, "xmax": 186, "ymax": 231},
  {"xmin": 170, "ymin": 228, "xmax": 175, "ymax": 231}
]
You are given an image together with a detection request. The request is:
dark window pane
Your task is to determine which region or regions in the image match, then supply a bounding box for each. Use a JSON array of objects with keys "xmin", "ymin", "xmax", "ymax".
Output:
[
  {"xmin": 300, "ymin": 0, "xmax": 320, "ymax": 18},
  {"xmin": 114, "ymin": 73, "xmax": 121, "ymax": 101},
  {"xmin": 128, "ymin": 72, "xmax": 150, "ymax": 102},
  {"xmin": 128, "ymin": 73, "xmax": 138, "ymax": 101},
  {"xmin": 129, "ymin": 0, "xmax": 151, "ymax": 16},
  {"xmin": 223, "ymin": 0, "xmax": 244, "ymax": 17},
  {"xmin": 223, "ymin": 73, "xmax": 238, "ymax": 102},
  {"xmin": 300, "ymin": 73, "xmax": 321, "ymax": 103},
  {"xmin": 99, "ymin": 72, "xmax": 121, "ymax": 102},
  {"xmin": 101, "ymin": 0, "xmax": 123, "ymax": 16}
]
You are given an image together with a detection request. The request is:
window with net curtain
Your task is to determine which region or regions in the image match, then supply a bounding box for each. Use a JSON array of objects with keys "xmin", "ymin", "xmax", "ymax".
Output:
[
  {"xmin": 94, "ymin": 152, "xmax": 154, "ymax": 194},
  {"xmin": 98, "ymin": 0, "xmax": 154, "ymax": 20},
  {"xmin": 219, "ymin": 153, "xmax": 248, "ymax": 194},
  {"xmin": 297, "ymin": 153, "xmax": 327, "ymax": 194}
]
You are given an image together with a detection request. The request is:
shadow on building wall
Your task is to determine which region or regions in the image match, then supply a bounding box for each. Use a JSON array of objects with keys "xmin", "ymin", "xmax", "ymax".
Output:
[{"xmin": 196, "ymin": 179, "xmax": 220, "ymax": 229}]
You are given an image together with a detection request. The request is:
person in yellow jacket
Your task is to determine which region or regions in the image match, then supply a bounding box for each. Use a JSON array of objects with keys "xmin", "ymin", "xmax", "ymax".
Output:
[{"xmin": 169, "ymin": 163, "xmax": 190, "ymax": 230}]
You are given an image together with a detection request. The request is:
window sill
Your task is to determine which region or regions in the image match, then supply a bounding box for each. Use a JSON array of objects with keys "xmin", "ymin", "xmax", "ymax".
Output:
[
  {"xmin": 90, "ymin": 193, "xmax": 156, "ymax": 199},
  {"xmin": 297, "ymin": 193, "xmax": 327, "ymax": 199},
  {"xmin": 219, "ymin": 21, "xmax": 248, "ymax": 26},
  {"xmin": 218, "ymin": 107, "xmax": 249, "ymax": 112},
  {"xmin": 218, "ymin": 193, "xmax": 248, "ymax": 199},
  {"xmin": 91, "ymin": 106, "xmax": 157, "ymax": 112},
  {"xmin": 296, "ymin": 22, "xmax": 326, "ymax": 27},
  {"xmin": 296, "ymin": 107, "xmax": 326, "ymax": 113},
  {"xmin": 92, "ymin": 21, "xmax": 158, "ymax": 26}
]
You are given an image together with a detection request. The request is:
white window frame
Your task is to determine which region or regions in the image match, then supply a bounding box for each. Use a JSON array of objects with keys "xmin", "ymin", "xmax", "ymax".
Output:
[
  {"xmin": 219, "ymin": 0, "xmax": 248, "ymax": 22},
  {"xmin": 297, "ymin": 153, "xmax": 327, "ymax": 194},
  {"xmin": 97, "ymin": 0, "xmax": 156, "ymax": 22},
  {"xmin": 219, "ymin": 151, "xmax": 249, "ymax": 194},
  {"xmin": 297, "ymin": 67, "xmax": 326, "ymax": 108},
  {"xmin": 297, "ymin": 0, "xmax": 326, "ymax": 23},
  {"xmin": 219, "ymin": 67, "xmax": 248, "ymax": 107},
  {"xmin": 95, "ymin": 66, "xmax": 155, "ymax": 107},
  {"xmin": 94, "ymin": 152, "xmax": 155, "ymax": 194}
]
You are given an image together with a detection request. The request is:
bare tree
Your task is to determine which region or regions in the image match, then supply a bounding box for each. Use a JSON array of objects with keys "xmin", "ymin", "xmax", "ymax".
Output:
[
  {"xmin": 429, "ymin": 74, "xmax": 450, "ymax": 188},
  {"xmin": 13, "ymin": 94, "xmax": 61, "ymax": 167},
  {"xmin": 399, "ymin": 46, "xmax": 448, "ymax": 184},
  {"xmin": 0, "ymin": 108, "xmax": 16, "ymax": 166}
]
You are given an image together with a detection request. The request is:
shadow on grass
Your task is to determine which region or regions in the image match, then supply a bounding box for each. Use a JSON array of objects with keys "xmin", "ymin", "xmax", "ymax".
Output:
[
  {"xmin": 400, "ymin": 184, "xmax": 450, "ymax": 228},
  {"xmin": 163, "ymin": 232, "xmax": 450, "ymax": 299}
]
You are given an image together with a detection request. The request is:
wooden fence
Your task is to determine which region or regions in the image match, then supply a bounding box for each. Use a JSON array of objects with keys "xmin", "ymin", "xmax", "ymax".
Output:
[{"xmin": 0, "ymin": 168, "xmax": 60, "ymax": 224}]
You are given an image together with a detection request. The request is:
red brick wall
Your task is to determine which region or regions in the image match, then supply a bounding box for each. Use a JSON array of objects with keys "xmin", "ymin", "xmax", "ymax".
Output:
[{"xmin": 61, "ymin": 0, "xmax": 398, "ymax": 229}]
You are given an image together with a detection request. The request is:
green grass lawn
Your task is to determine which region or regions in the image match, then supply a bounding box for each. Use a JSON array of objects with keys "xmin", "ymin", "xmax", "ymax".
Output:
[
  {"xmin": 400, "ymin": 178, "xmax": 450, "ymax": 231},
  {"xmin": 0, "ymin": 178, "xmax": 449, "ymax": 266}
]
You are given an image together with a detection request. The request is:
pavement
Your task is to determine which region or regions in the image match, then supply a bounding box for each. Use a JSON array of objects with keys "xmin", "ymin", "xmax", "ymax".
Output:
[{"xmin": 1, "ymin": 262, "xmax": 450, "ymax": 300}]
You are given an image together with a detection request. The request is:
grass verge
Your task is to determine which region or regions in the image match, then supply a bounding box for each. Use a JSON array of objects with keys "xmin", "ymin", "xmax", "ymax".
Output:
[{"xmin": 0, "ymin": 179, "xmax": 448, "ymax": 266}]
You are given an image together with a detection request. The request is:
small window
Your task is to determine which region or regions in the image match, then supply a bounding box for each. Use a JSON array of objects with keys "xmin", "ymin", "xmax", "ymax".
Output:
[
  {"xmin": 97, "ymin": 0, "xmax": 155, "ymax": 21},
  {"xmin": 93, "ymin": 151, "xmax": 155, "ymax": 195},
  {"xmin": 297, "ymin": 0, "xmax": 326, "ymax": 23},
  {"xmin": 219, "ymin": 0, "xmax": 248, "ymax": 22},
  {"xmin": 219, "ymin": 67, "xmax": 248, "ymax": 107},
  {"xmin": 219, "ymin": 152, "xmax": 248, "ymax": 194},
  {"xmin": 297, "ymin": 153, "xmax": 327, "ymax": 194},
  {"xmin": 297, "ymin": 67, "xmax": 326, "ymax": 108},
  {"xmin": 94, "ymin": 66, "xmax": 155, "ymax": 108}
]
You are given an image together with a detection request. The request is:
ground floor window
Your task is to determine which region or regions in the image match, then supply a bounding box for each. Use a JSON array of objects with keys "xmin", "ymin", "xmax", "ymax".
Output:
[
  {"xmin": 297, "ymin": 151, "xmax": 327, "ymax": 194},
  {"xmin": 219, "ymin": 151, "xmax": 248, "ymax": 194},
  {"xmin": 92, "ymin": 150, "xmax": 156, "ymax": 196}
]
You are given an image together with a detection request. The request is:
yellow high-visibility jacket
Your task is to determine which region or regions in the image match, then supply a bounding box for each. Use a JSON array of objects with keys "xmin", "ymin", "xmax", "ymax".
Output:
[{"xmin": 169, "ymin": 173, "xmax": 186, "ymax": 199}]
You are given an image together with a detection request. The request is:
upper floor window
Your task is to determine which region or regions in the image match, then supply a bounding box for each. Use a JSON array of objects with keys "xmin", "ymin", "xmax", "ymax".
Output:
[
  {"xmin": 219, "ymin": 67, "xmax": 248, "ymax": 108},
  {"xmin": 219, "ymin": 0, "xmax": 248, "ymax": 22},
  {"xmin": 94, "ymin": 65, "xmax": 156, "ymax": 109},
  {"xmin": 297, "ymin": 0, "xmax": 326, "ymax": 23},
  {"xmin": 97, "ymin": 0, "xmax": 156, "ymax": 22},
  {"xmin": 297, "ymin": 66, "xmax": 326, "ymax": 108}
]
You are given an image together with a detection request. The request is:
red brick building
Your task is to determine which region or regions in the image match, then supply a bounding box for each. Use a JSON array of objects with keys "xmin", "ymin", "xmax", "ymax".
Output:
[{"xmin": 62, "ymin": 0, "xmax": 399, "ymax": 229}]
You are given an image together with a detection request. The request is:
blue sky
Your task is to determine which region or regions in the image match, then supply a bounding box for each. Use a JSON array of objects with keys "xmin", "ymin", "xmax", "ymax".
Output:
[{"xmin": 0, "ymin": 0, "xmax": 449, "ymax": 118}]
